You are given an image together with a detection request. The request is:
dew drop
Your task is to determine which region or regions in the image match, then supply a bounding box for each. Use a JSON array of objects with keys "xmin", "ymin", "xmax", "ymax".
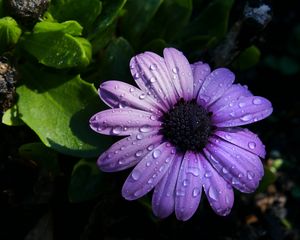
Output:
[
  {"xmin": 225, "ymin": 134, "xmax": 232, "ymax": 140},
  {"xmin": 238, "ymin": 102, "xmax": 246, "ymax": 108},
  {"xmin": 205, "ymin": 171, "xmax": 212, "ymax": 178},
  {"xmin": 135, "ymin": 150, "xmax": 143, "ymax": 157},
  {"xmin": 225, "ymin": 195, "xmax": 230, "ymax": 205},
  {"xmin": 182, "ymin": 179, "xmax": 189, "ymax": 187},
  {"xmin": 140, "ymin": 125, "xmax": 152, "ymax": 133},
  {"xmin": 150, "ymin": 115, "xmax": 157, "ymax": 120},
  {"xmin": 149, "ymin": 64, "xmax": 157, "ymax": 71},
  {"xmin": 148, "ymin": 178, "xmax": 153, "ymax": 184},
  {"xmin": 240, "ymin": 114, "xmax": 252, "ymax": 122},
  {"xmin": 176, "ymin": 190, "xmax": 185, "ymax": 197},
  {"xmin": 149, "ymin": 77, "xmax": 156, "ymax": 83},
  {"xmin": 222, "ymin": 167, "xmax": 229, "ymax": 174},
  {"xmin": 192, "ymin": 188, "xmax": 201, "ymax": 197},
  {"xmin": 136, "ymin": 133, "xmax": 143, "ymax": 140},
  {"xmin": 208, "ymin": 187, "xmax": 218, "ymax": 201},
  {"xmin": 147, "ymin": 144, "xmax": 154, "ymax": 151},
  {"xmin": 253, "ymin": 98, "xmax": 262, "ymax": 105},
  {"xmin": 247, "ymin": 170, "xmax": 255, "ymax": 180},
  {"xmin": 129, "ymin": 88, "xmax": 135, "ymax": 93},
  {"xmin": 146, "ymin": 161, "xmax": 152, "ymax": 167},
  {"xmin": 152, "ymin": 149, "xmax": 161, "ymax": 159},
  {"xmin": 186, "ymin": 167, "xmax": 200, "ymax": 177},
  {"xmin": 131, "ymin": 169, "xmax": 141, "ymax": 180},
  {"xmin": 238, "ymin": 173, "xmax": 244, "ymax": 178},
  {"xmin": 134, "ymin": 73, "xmax": 140, "ymax": 79},
  {"xmin": 248, "ymin": 142, "xmax": 256, "ymax": 149},
  {"xmin": 112, "ymin": 126, "xmax": 122, "ymax": 134},
  {"xmin": 172, "ymin": 67, "xmax": 179, "ymax": 74},
  {"xmin": 139, "ymin": 93, "xmax": 146, "ymax": 99}
]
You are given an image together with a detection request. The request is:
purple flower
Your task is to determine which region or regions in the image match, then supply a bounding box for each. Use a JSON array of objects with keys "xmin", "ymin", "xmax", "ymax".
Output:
[{"xmin": 89, "ymin": 48, "xmax": 273, "ymax": 221}]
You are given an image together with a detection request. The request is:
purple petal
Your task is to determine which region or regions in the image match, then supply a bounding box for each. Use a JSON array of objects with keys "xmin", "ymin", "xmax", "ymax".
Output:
[
  {"xmin": 97, "ymin": 132, "xmax": 163, "ymax": 172},
  {"xmin": 152, "ymin": 152, "xmax": 183, "ymax": 219},
  {"xmin": 213, "ymin": 127, "xmax": 266, "ymax": 158},
  {"xmin": 197, "ymin": 68, "xmax": 235, "ymax": 107},
  {"xmin": 211, "ymin": 96, "xmax": 273, "ymax": 127},
  {"xmin": 163, "ymin": 48, "xmax": 194, "ymax": 101},
  {"xmin": 209, "ymin": 84, "xmax": 253, "ymax": 113},
  {"xmin": 99, "ymin": 81, "xmax": 164, "ymax": 114},
  {"xmin": 204, "ymin": 136, "xmax": 264, "ymax": 193},
  {"xmin": 122, "ymin": 142, "xmax": 176, "ymax": 200},
  {"xmin": 175, "ymin": 151, "xmax": 202, "ymax": 221},
  {"xmin": 130, "ymin": 52, "xmax": 178, "ymax": 110},
  {"xmin": 191, "ymin": 61, "xmax": 211, "ymax": 99},
  {"xmin": 197, "ymin": 153, "xmax": 234, "ymax": 216},
  {"xmin": 90, "ymin": 109, "xmax": 161, "ymax": 136}
]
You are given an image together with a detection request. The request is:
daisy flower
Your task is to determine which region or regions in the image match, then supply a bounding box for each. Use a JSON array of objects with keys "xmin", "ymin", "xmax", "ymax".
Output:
[{"xmin": 89, "ymin": 48, "xmax": 273, "ymax": 221}]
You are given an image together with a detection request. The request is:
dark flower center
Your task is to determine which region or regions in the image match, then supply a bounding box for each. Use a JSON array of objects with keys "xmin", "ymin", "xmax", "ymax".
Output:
[{"xmin": 161, "ymin": 99, "xmax": 212, "ymax": 152}]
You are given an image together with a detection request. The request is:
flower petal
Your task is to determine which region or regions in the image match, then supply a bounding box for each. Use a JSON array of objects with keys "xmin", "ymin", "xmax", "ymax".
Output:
[
  {"xmin": 213, "ymin": 127, "xmax": 266, "ymax": 158},
  {"xmin": 211, "ymin": 96, "xmax": 273, "ymax": 127},
  {"xmin": 164, "ymin": 48, "xmax": 194, "ymax": 101},
  {"xmin": 99, "ymin": 81, "xmax": 164, "ymax": 114},
  {"xmin": 90, "ymin": 108, "xmax": 161, "ymax": 136},
  {"xmin": 197, "ymin": 153, "xmax": 234, "ymax": 216},
  {"xmin": 209, "ymin": 84, "xmax": 253, "ymax": 113},
  {"xmin": 130, "ymin": 52, "xmax": 178, "ymax": 110},
  {"xmin": 122, "ymin": 142, "xmax": 176, "ymax": 200},
  {"xmin": 191, "ymin": 61, "xmax": 211, "ymax": 99},
  {"xmin": 204, "ymin": 136, "xmax": 264, "ymax": 193},
  {"xmin": 152, "ymin": 152, "xmax": 182, "ymax": 219},
  {"xmin": 97, "ymin": 132, "xmax": 163, "ymax": 172},
  {"xmin": 197, "ymin": 68, "xmax": 235, "ymax": 107},
  {"xmin": 175, "ymin": 151, "xmax": 202, "ymax": 221}
]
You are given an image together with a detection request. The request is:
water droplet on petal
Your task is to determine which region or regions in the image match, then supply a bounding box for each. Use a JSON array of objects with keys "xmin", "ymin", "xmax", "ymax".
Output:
[
  {"xmin": 238, "ymin": 102, "xmax": 246, "ymax": 108},
  {"xmin": 149, "ymin": 64, "xmax": 157, "ymax": 71},
  {"xmin": 136, "ymin": 133, "xmax": 143, "ymax": 140},
  {"xmin": 152, "ymin": 149, "xmax": 161, "ymax": 159},
  {"xmin": 208, "ymin": 187, "xmax": 218, "ymax": 201},
  {"xmin": 135, "ymin": 150, "xmax": 143, "ymax": 157},
  {"xmin": 147, "ymin": 144, "xmax": 154, "ymax": 151},
  {"xmin": 131, "ymin": 169, "xmax": 141, "ymax": 180},
  {"xmin": 150, "ymin": 115, "xmax": 157, "ymax": 120},
  {"xmin": 247, "ymin": 170, "xmax": 255, "ymax": 180},
  {"xmin": 129, "ymin": 88, "xmax": 135, "ymax": 93},
  {"xmin": 172, "ymin": 67, "xmax": 179, "ymax": 74},
  {"xmin": 134, "ymin": 73, "xmax": 140, "ymax": 79},
  {"xmin": 225, "ymin": 195, "xmax": 230, "ymax": 205},
  {"xmin": 146, "ymin": 161, "xmax": 152, "ymax": 167},
  {"xmin": 186, "ymin": 167, "xmax": 200, "ymax": 177},
  {"xmin": 238, "ymin": 173, "xmax": 244, "ymax": 178},
  {"xmin": 225, "ymin": 134, "xmax": 232, "ymax": 140},
  {"xmin": 183, "ymin": 179, "xmax": 189, "ymax": 187},
  {"xmin": 112, "ymin": 126, "xmax": 122, "ymax": 134},
  {"xmin": 205, "ymin": 171, "xmax": 212, "ymax": 178},
  {"xmin": 222, "ymin": 167, "xmax": 229, "ymax": 174},
  {"xmin": 149, "ymin": 77, "xmax": 156, "ymax": 83},
  {"xmin": 140, "ymin": 125, "xmax": 152, "ymax": 133},
  {"xmin": 248, "ymin": 142, "xmax": 256, "ymax": 149},
  {"xmin": 148, "ymin": 178, "xmax": 153, "ymax": 184},
  {"xmin": 253, "ymin": 98, "xmax": 262, "ymax": 105},
  {"xmin": 176, "ymin": 190, "xmax": 185, "ymax": 197},
  {"xmin": 192, "ymin": 188, "xmax": 201, "ymax": 197},
  {"xmin": 139, "ymin": 93, "xmax": 146, "ymax": 99},
  {"xmin": 240, "ymin": 114, "xmax": 252, "ymax": 122}
]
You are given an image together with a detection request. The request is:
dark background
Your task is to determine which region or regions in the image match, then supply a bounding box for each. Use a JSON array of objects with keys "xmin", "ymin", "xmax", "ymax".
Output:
[{"xmin": 1, "ymin": 0, "xmax": 300, "ymax": 239}]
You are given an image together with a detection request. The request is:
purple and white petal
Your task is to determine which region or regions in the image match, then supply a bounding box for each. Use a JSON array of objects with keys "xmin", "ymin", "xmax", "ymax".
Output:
[
  {"xmin": 213, "ymin": 127, "xmax": 266, "ymax": 158},
  {"xmin": 130, "ymin": 52, "xmax": 178, "ymax": 110},
  {"xmin": 209, "ymin": 84, "xmax": 253, "ymax": 113},
  {"xmin": 197, "ymin": 68, "xmax": 235, "ymax": 107},
  {"xmin": 99, "ymin": 81, "xmax": 164, "ymax": 114},
  {"xmin": 191, "ymin": 61, "xmax": 211, "ymax": 99},
  {"xmin": 89, "ymin": 108, "xmax": 161, "ymax": 136},
  {"xmin": 204, "ymin": 136, "xmax": 264, "ymax": 193},
  {"xmin": 164, "ymin": 48, "xmax": 194, "ymax": 101},
  {"xmin": 152, "ymin": 153, "xmax": 182, "ymax": 219},
  {"xmin": 211, "ymin": 96, "xmax": 273, "ymax": 127},
  {"xmin": 197, "ymin": 153, "xmax": 234, "ymax": 216},
  {"xmin": 175, "ymin": 151, "xmax": 202, "ymax": 221},
  {"xmin": 98, "ymin": 132, "xmax": 163, "ymax": 172},
  {"xmin": 122, "ymin": 142, "xmax": 176, "ymax": 200}
]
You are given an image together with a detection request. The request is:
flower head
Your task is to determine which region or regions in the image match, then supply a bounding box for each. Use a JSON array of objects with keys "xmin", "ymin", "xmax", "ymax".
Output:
[{"xmin": 89, "ymin": 48, "xmax": 273, "ymax": 221}]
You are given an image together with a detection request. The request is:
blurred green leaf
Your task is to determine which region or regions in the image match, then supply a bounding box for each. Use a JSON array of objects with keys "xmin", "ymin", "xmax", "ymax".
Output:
[
  {"xmin": 143, "ymin": 0, "xmax": 192, "ymax": 42},
  {"xmin": 22, "ymin": 21, "xmax": 91, "ymax": 69},
  {"xmin": 16, "ymin": 63, "xmax": 112, "ymax": 157},
  {"xmin": 2, "ymin": 104, "xmax": 24, "ymax": 126},
  {"xmin": 68, "ymin": 158, "xmax": 103, "ymax": 202},
  {"xmin": 0, "ymin": 17, "xmax": 22, "ymax": 53},
  {"xmin": 264, "ymin": 55, "xmax": 300, "ymax": 75},
  {"xmin": 142, "ymin": 38, "xmax": 167, "ymax": 55},
  {"xmin": 232, "ymin": 45, "xmax": 261, "ymax": 70},
  {"xmin": 184, "ymin": 0, "xmax": 234, "ymax": 41},
  {"xmin": 98, "ymin": 37, "xmax": 134, "ymax": 82},
  {"xmin": 49, "ymin": 0, "xmax": 102, "ymax": 29},
  {"xmin": 121, "ymin": 0, "xmax": 163, "ymax": 48},
  {"xmin": 19, "ymin": 142, "xmax": 59, "ymax": 175},
  {"xmin": 257, "ymin": 167, "xmax": 277, "ymax": 192},
  {"xmin": 89, "ymin": 0, "xmax": 127, "ymax": 52}
]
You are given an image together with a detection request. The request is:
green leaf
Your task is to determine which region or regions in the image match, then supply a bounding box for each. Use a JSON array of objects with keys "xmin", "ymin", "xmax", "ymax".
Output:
[
  {"xmin": 97, "ymin": 37, "xmax": 134, "ymax": 82},
  {"xmin": 143, "ymin": 0, "xmax": 192, "ymax": 42},
  {"xmin": 121, "ymin": 0, "xmax": 163, "ymax": 48},
  {"xmin": 184, "ymin": 0, "xmax": 234, "ymax": 41},
  {"xmin": 19, "ymin": 142, "xmax": 59, "ymax": 175},
  {"xmin": 89, "ymin": 0, "xmax": 127, "ymax": 52},
  {"xmin": 22, "ymin": 21, "xmax": 92, "ymax": 69},
  {"xmin": 2, "ymin": 104, "xmax": 24, "ymax": 126},
  {"xmin": 16, "ymin": 63, "xmax": 112, "ymax": 157},
  {"xmin": 0, "ymin": 17, "xmax": 22, "ymax": 53},
  {"xmin": 48, "ymin": 0, "xmax": 102, "ymax": 29},
  {"xmin": 68, "ymin": 158, "xmax": 103, "ymax": 202},
  {"xmin": 232, "ymin": 45, "xmax": 261, "ymax": 70}
]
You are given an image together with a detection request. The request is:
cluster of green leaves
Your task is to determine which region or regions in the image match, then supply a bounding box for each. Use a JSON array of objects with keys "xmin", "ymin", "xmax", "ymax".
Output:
[{"xmin": 0, "ymin": 0, "xmax": 262, "ymax": 202}]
